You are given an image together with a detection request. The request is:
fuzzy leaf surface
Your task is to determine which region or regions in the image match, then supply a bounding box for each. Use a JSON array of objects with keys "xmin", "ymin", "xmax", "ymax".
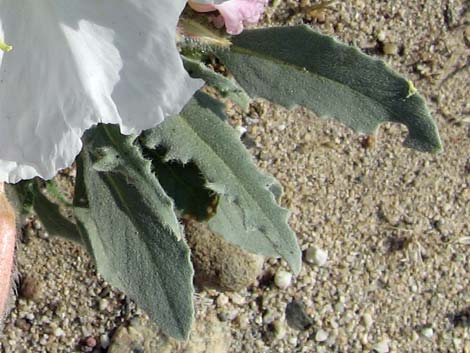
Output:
[
  {"xmin": 32, "ymin": 182, "xmax": 81, "ymax": 243},
  {"xmin": 183, "ymin": 55, "xmax": 250, "ymax": 110},
  {"xmin": 142, "ymin": 92, "xmax": 301, "ymax": 274},
  {"xmin": 216, "ymin": 25, "xmax": 442, "ymax": 153},
  {"xmin": 142, "ymin": 146, "xmax": 216, "ymax": 221},
  {"xmin": 74, "ymin": 125, "xmax": 194, "ymax": 340}
]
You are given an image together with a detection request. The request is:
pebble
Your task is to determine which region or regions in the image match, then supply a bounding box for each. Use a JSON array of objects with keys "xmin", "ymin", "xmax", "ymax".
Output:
[
  {"xmin": 53, "ymin": 328, "xmax": 65, "ymax": 337},
  {"xmin": 85, "ymin": 336, "xmax": 97, "ymax": 348},
  {"xmin": 315, "ymin": 329, "xmax": 329, "ymax": 342},
  {"xmin": 304, "ymin": 246, "xmax": 328, "ymax": 266},
  {"xmin": 376, "ymin": 30, "xmax": 387, "ymax": 42},
  {"xmin": 230, "ymin": 293, "xmax": 245, "ymax": 305},
  {"xmin": 285, "ymin": 300, "xmax": 313, "ymax": 331},
  {"xmin": 38, "ymin": 229, "xmax": 49, "ymax": 240},
  {"xmin": 100, "ymin": 334, "xmax": 110, "ymax": 349},
  {"xmin": 216, "ymin": 294, "xmax": 229, "ymax": 307},
  {"xmin": 288, "ymin": 336, "xmax": 298, "ymax": 347},
  {"xmin": 382, "ymin": 42, "xmax": 399, "ymax": 56},
  {"xmin": 19, "ymin": 276, "xmax": 43, "ymax": 302},
  {"xmin": 274, "ymin": 270, "xmax": 292, "ymax": 289},
  {"xmin": 421, "ymin": 327, "xmax": 433, "ymax": 339},
  {"xmin": 32, "ymin": 219, "xmax": 42, "ymax": 230},
  {"xmin": 362, "ymin": 312, "xmax": 374, "ymax": 329},
  {"xmin": 98, "ymin": 299, "xmax": 109, "ymax": 312},
  {"xmin": 373, "ymin": 339, "xmax": 390, "ymax": 353},
  {"xmin": 271, "ymin": 319, "xmax": 286, "ymax": 340}
]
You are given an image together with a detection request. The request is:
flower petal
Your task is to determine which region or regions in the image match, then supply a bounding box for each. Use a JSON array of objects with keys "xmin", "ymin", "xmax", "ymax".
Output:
[
  {"xmin": 189, "ymin": 0, "xmax": 268, "ymax": 35},
  {"xmin": 0, "ymin": 0, "xmax": 202, "ymax": 183}
]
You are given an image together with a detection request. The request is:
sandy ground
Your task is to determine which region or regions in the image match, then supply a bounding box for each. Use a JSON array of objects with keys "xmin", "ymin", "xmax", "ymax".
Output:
[{"xmin": 1, "ymin": 0, "xmax": 469, "ymax": 352}]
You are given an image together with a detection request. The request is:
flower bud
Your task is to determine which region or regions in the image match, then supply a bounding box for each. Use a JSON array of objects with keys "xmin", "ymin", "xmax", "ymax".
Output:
[{"xmin": 188, "ymin": 0, "xmax": 268, "ymax": 35}]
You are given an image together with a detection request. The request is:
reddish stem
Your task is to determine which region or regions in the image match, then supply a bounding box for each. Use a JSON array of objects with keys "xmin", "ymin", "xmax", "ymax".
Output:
[{"xmin": 0, "ymin": 183, "xmax": 15, "ymax": 322}]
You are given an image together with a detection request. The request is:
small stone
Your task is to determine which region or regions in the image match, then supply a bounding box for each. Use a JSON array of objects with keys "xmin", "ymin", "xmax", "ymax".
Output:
[
  {"xmin": 315, "ymin": 329, "xmax": 329, "ymax": 342},
  {"xmin": 39, "ymin": 335, "xmax": 49, "ymax": 346},
  {"xmin": 99, "ymin": 299, "xmax": 109, "ymax": 312},
  {"xmin": 216, "ymin": 294, "xmax": 229, "ymax": 307},
  {"xmin": 373, "ymin": 339, "xmax": 389, "ymax": 353},
  {"xmin": 382, "ymin": 42, "xmax": 399, "ymax": 56},
  {"xmin": 285, "ymin": 300, "xmax": 313, "ymax": 331},
  {"xmin": 15, "ymin": 318, "xmax": 31, "ymax": 331},
  {"xmin": 421, "ymin": 327, "xmax": 433, "ymax": 339},
  {"xmin": 85, "ymin": 336, "xmax": 97, "ymax": 348},
  {"xmin": 32, "ymin": 219, "xmax": 42, "ymax": 230},
  {"xmin": 271, "ymin": 319, "xmax": 286, "ymax": 340},
  {"xmin": 304, "ymin": 246, "xmax": 328, "ymax": 266},
  {"xmin": 230, "ymin": 293, "xmax": 245, "ymax": 305},
  {"xmin": 19, "ymin": 276, "xmax": 43, "ymax": 302},
  {"xmin": 274, "ymin": 270, "xmax": 292, "ymax": 289},
  {"xmin": 376, "ymin": 30, "xmax": 386, "ymax": 42},
  {"xmin": 53, "ymin": 327, "xmax": 65, "ymax": 337},
  {"xmin": 218, "ymin": 309, "xmax": 238, "ymax": 322},
  {"xmin": 262, "ymin": 309, "xmax": 276, "ymax": 325},
  {"xmin": 288, "ymin": 335, "xmax": 298, "ymax": 346},
  {"xmin": 100, "ymin": 334, "xmax": 110, "ymax": 349},
  {"xmin": 37, "ymin": 229, "xmax": 49, "ymax": 239},
  {"xmin": 362, "ymin": 313, "xmax": 374, "ymax": 329}
]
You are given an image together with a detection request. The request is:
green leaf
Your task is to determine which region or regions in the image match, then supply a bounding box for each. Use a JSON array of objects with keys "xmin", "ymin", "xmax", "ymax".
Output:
[
  {"xmin": 182, "ymin": 55, "xmax": 251, "ymax": 110},
  {"xmin": 74, "ymin": 125, "xmax": 194, "ymax": 340},
  {"xmin": 141, "ymin": 92, "xmax": 302, "ymax": 274},
  {"xmin": 32, "ymin": 181, "xmax": 82, "ymax": 244},
  {"xmin": 142, "ymin": 146, "xmax": 217, "ymax": 221},
  {"xmin": 215, "ymin": 25, "xmax": 442, "ymax": 153}
]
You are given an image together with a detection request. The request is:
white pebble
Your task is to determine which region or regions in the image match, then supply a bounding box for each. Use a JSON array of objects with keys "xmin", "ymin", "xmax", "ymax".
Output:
[
  {"xmin": 100, "ymin": 334, "xmax": 110, "ymax": 349},
  {"xmin": 216, "ymin": 293, "xmax": 229, "ymax": 307},
  {"xmin": 315, "ymin": 329, "xmax": 329, "ymax": 342},
  {"xmin": 230, "ymin": 293, "xmax": 245, "ymax": 305},
  {"xmin": 53, "ymin": 328, "xmax": 65, "ymax": 337},
  {"xmin": 362, "ymin": 313, "xmax": 374, "ymax": 329},
  {"xmin": 274, "ymin": 270, "xmax": 292, "ymax": 289},
  {"xmin": 421, "ymin": 327, "xmax": 434, "ymax": 339},
  {"xmin": 304, "ymin": 246, "xmax": 328, "ymax": 266},
  {"xmin": 288, "ymin": 335, "xmax": 298, "ymax": 346},
  {"xmin": 376, "ymin": 30, "xmax": 386, "ymax": 42},
  {"xmin": 99, "ymin": 298, "xmax": 109, "ymax": 312},
  {"xmin": 373, "ymin": 339, "xmax": 389, "ymax": 353}
]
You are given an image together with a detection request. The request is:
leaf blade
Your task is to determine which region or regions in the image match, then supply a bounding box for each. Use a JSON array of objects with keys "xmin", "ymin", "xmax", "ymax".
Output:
[
  {"xmin": 74, "ymin": 125, "xmax": 194, "ymax": 340},
  {"xmin": 216, "ymin": 25, "xmax": 442, "ymax": 153},
  {"xmin": 142, "ymin": 92, "xmax": 301, "ymax": 274}
]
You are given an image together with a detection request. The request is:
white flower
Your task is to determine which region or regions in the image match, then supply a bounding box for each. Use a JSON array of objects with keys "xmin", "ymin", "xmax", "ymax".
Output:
[{"xmin": 0, "ymin": 0, "xmax": 202, "ymax": 183}]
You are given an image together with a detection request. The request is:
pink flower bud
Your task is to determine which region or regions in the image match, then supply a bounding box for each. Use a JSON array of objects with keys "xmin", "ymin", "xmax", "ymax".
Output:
[
  {"xmin": 0, "ymin": 183, "xmax": 15, "ymax": 323},
  {"xmin": 189, "ymin": 0, "xmax": 268, "ymax": 35}
]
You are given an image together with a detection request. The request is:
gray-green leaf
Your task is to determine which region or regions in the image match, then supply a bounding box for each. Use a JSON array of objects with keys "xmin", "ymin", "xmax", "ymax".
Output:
[
  {"xmin": 32, "ymin": 181, "xmax": 82, "ymax": 244},
  {"xmin": 183, "ymin": 55, "xmax": 251, "ymax": 110},
  {"xmin": 216, "ymin": 25, "xmax": 442, "ymax": 153},
  {"xmin": 142, "ymin": 92, "xmax": 301, "ymax": 274},
  {"xmin": 74, "ymin": 125, "xmax": 194, "ymax": 340}
]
